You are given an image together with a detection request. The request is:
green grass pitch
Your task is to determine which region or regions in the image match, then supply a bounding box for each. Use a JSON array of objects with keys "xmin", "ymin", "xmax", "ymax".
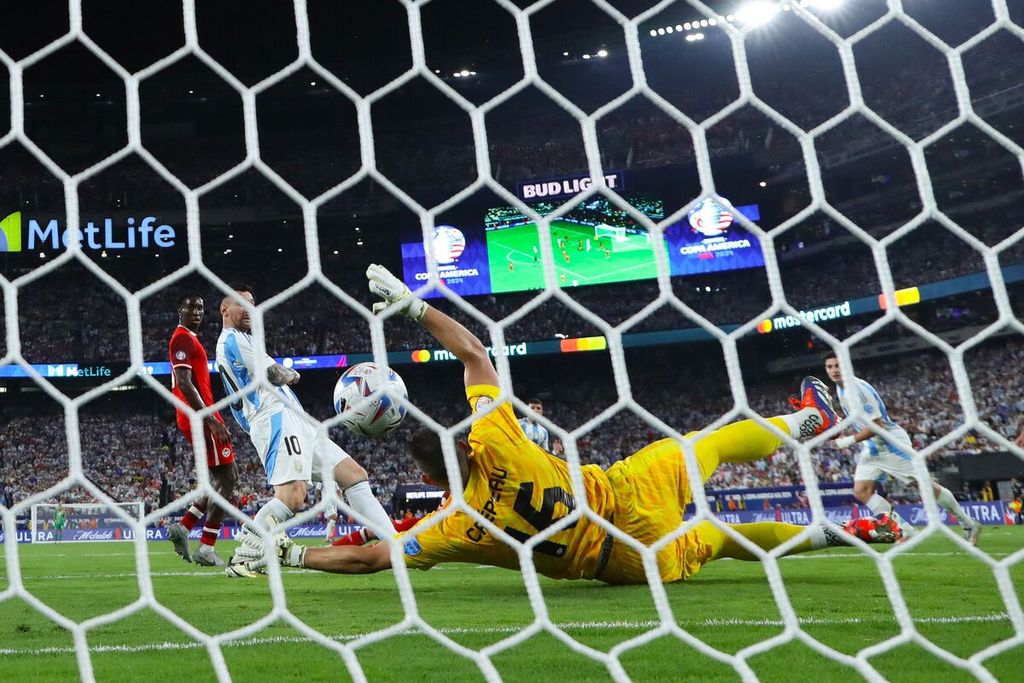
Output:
[
  {"xmin": 486, "ymin": 221, "xmax": 661, "ymax": 293},
  {"xmin": 1, "ymin": 527, "xmax": 1021, "ymax": 682}
]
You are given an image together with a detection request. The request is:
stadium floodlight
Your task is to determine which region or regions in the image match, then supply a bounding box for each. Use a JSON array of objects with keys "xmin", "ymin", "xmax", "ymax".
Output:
[
  {"xmin": 736, "ymin": 1, "xmax": 781, "ymax": 26},
  {"xmin": 726, "ymin": 14, "xmax": 736, "ymax": 21},
  {"xmin": 649, "ymin": 29, "xmax": 657, "ymax": 36},
  {"xmin": 583, "ymin": 53, "xmax": 591, "ymax": 59},
  {"xmin": 709, "ymin": 18, "xmax": 718, "ymax": 25},
  {"xmin": 686, "ymin": 33, "xmax": 705, "ymax": 42},
  {"xmin": 597, "ymin": 49, "xmax": 608, "ymax": 57},
  {"xmin": 563, "ymin": 50, "xmax": 569, "ymax": 55},
  {"xmin": 666, "ymin": 26, "xmax": 674, "ymax": 33},
  {"xmin": 460, "ymin": 69, "xmax": 470, "ymax": 77},
  {"xmin": 657, "ymin": 27, "xmax": 666, "ymax": 34},
  {"xmin": 675, "ymin": 24, "xmax": 683, "ymax": 31},
  {"xmin": 684, "ymin": 22, "xmax": 692, "ymax": 30},
  {"xmin": 309, "ymin": 80, "xmax": 316, "ymax": 86},
  {"xmin": 700, "ymin": 19, "xmax": 709, "ymax": 27}
]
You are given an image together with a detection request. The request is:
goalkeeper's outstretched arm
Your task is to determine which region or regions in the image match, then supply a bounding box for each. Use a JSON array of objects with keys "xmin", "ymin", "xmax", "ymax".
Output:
[
  {"xmin": 301, "ymin": 540, "xmax": 391, "ymax": 574},
  {"xmin": 366, "ymin": 264, "xmax": 499, "ymax": 388},
  {"xmin": 245, "ymin": 534, "xmax": 393, "ymax": 574}
]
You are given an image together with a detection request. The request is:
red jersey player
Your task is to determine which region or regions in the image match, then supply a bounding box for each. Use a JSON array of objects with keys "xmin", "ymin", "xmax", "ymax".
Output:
[{"xmin": 166, "ymin": 293, "xmax": 238, "ymax": 567}]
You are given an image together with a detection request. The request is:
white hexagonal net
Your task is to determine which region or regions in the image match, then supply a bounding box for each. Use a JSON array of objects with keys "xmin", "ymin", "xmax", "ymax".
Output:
[{"xmin": 1, "ymin": 0, "xmax": 1023, "ymax": 681}]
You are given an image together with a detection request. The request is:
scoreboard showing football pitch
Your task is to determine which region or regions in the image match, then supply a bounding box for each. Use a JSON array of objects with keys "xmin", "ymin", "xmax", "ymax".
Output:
[{"xmin": 400, "ymin": 196, "xmax": 764, "ymax": 297}]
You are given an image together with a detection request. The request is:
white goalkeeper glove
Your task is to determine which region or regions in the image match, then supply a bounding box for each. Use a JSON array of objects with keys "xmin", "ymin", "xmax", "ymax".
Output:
[
  {"xmin": 237, "ymin": 532, "xmax": 307, "ymax": 570},
  {"xmin": 366, "ymin": 263, "xmax": 427, "ymax": 321}
]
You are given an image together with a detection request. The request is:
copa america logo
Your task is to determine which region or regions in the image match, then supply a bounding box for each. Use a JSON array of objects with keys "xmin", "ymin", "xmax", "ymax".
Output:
[
  {"xmin": 687, "ymin": 198, "xmax": 734, "ymax": 237},
  {"xmin": 431, "ymin": 225, "xmax": 466, "ymax": 264}
]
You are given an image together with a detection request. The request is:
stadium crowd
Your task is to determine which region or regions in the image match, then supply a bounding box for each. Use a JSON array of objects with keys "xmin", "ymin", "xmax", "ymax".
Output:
[{"xmin": 7, "ymin": 206, "xmax": 1023, "ymax": 369}]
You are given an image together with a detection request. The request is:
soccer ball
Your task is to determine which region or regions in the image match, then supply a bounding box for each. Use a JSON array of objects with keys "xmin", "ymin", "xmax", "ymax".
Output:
[{"xmin": 333, "ymin": 362, "xmax": 408, "ymax": 438}]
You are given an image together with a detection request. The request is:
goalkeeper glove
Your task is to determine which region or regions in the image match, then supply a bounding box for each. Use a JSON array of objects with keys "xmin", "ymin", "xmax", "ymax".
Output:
[
  {"xmin": 241, "ymin": 534, "xmax": 306, "ymax": 571},
  {"xmin": 366, "ymin": 263, "xmax": 427, "ymax": 321}
]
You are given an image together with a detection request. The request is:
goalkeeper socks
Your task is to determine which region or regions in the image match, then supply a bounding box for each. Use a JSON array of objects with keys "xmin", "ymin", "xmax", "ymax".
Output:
[
  {"xmin": 808, "ymin": 525, "xmax": 850, "ymax": 549},
  {"xmin": 344, "ymin": 480, "xmax": 396, "ymax": 538},
  {"xmin": 253, "ymin": 497, "xmax": 294, "ymax": 533},
  {"xmin": 778, "ymin": 408, "xmax": 823, "ymax": 440},
  {"xmin": 865, "ymin": 493, "xmax": 893, "ymax": 515},
  {"xmin": 180, "ymin": 505, "xmax": 203, "ymax": 531},
  {"xmin": 935, "ymin": 486, "xmax": 974, "ymax": 527}
]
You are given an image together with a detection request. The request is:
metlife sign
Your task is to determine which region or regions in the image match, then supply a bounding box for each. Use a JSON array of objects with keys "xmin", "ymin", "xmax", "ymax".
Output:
[{"xmin": 0, "ymin": 211, "xmax": 177, "ymax": 252}]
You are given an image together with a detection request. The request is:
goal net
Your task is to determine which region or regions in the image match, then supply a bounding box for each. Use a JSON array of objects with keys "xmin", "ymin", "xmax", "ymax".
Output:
[
  {"xmin": 0, "ymin": 0, "xmax": 1022, "ymax": 680},
  {"xmin": 30, "ymin": 502, "xmax": 145, "ymax": 544},
  {"xmin": 594, "ymin": 223, "xmax": 628, "ymax": 242}
]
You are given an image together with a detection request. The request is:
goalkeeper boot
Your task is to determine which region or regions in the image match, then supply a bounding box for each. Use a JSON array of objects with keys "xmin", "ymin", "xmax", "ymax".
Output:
[
  {"xmin": 887, "ymin": 510, "xmax": 915, "ymax": 543},
  {"xmin": 194, "ymin": 543, "xmax": 226, "ymax": 567},
  {"xmin": 842, "ymin": 513, "xmax": 902, "ymax": 543},
  {"xmin": 168, "ymin": 522, "xmax": 192, "ymax": 563},
  {"xmin": 788, "ymin": 376, "xmax": 838, "ymax": 437}
]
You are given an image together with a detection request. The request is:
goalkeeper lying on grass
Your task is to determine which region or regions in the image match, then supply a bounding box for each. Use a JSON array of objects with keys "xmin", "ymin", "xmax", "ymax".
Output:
[{"xmin": 237, "ymin": 265, "xmax": 899, "ymax": 585}]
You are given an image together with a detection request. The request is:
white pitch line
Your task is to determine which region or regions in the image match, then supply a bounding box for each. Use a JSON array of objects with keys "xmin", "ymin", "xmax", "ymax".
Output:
[
  {"xmin": 0, "ymin": 613, "xmax": 1010, "ymax": 657},
  {"xmin": 777, "ymin": 551, "xmax": 1011, "ymax": 560}
]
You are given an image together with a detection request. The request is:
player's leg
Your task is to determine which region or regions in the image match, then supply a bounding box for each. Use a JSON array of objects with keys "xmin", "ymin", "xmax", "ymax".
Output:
[
  {"xmin": 931, "ymin": 479, "xmax": 981, "ymax": 545},
  {"xmin": 696, "ymin": 518, "xmax": 897, "ymax": 562},
  {"xmin": 194, "ymin": 428, "xmax": 238, "ymax": 566},
  {"xmin": 194, "ymin": 464, "xmax": 237, "ymax": 567},
  {"xmin": 168, "ymin": 429, "xmax": 208, "ymax": 562},
  {"xmin": 226, "ymin": 479, "xmax": 307, "ymax": 579},
  {"xmin": 689, "ymin": 376, "xmax": 838, "ymax": 480},
  {"xmin": 325, "ymin": 509, "xmax": 338, "ymax": 544},
  {"xmin": 325, "ymin": 448, "xmax": 395, "ymax": 538},
  {"xmin": 853, "ymin": 478, "xmax": 886, "ymax": 512}
]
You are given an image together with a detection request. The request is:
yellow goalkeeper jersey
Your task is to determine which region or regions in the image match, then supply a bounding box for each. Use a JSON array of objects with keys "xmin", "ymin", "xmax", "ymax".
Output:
[
  {"xmin": 400, "ymin": 384, "xmax": 717, "ymax": 584},
  {"xmin": 400, "ymin": 384, "xmax": 615, "ymax": 580}
]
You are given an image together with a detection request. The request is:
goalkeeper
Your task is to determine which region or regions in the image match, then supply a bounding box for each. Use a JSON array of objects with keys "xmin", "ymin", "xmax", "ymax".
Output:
[{"xmin": 241, "ymin": 265, "xmax": 899, "ymax": 584}]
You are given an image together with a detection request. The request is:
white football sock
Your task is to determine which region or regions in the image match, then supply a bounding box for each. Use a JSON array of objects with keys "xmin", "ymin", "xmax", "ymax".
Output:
[
  {"xmin": 935, "ymin": 486, "xmax": 974, "ymax": 527},
  {"xmin": 779, "ymin": 407, "xmax": 822, "ymax": 439},
  {"xmin": 864, "ymin": 493, "xmax": 892, "ymax": 515},
  {"xmin": 344, "ymin": 481, "xmax": 395, "ymax": 538},
  {"xmin": 253, "ymin": 497, "xmax": 294, "ymax": 532}
]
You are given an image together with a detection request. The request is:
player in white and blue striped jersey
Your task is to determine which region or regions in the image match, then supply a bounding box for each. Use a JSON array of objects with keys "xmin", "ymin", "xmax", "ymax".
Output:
[
  {"xmin": 215, "ymin": 283, "xmax": 396, "ymax": 576},
  {"xmin": 517, "ymin": 398, "xmax": 550, "ymax": 451},
  {"xmin": 825, "ymin": 352, "xmax": 980, "ymax": 545}
]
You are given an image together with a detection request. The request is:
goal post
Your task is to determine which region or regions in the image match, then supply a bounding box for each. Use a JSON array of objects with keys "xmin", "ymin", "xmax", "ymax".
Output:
[
  {"xmin": 30, "ymin": 502, "xmax": 145, "ymax": 544},
  {"xmin": 594, "ymin": 223, "xmax": 628, "ymax": 242}
]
